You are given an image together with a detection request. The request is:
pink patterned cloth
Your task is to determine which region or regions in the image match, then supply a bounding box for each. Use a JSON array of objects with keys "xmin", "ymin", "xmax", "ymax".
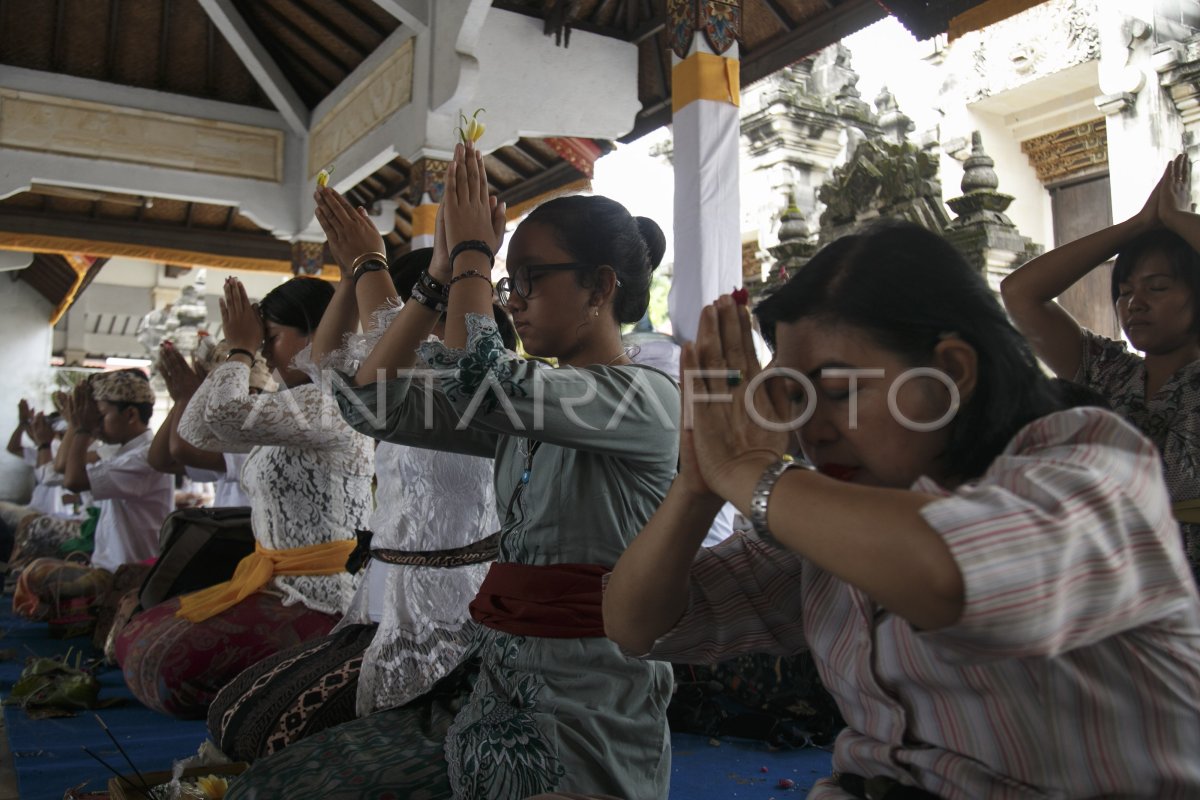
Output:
[{"xmin": 115, "ymin": 592, "xmax": 338, "ymax": 719}]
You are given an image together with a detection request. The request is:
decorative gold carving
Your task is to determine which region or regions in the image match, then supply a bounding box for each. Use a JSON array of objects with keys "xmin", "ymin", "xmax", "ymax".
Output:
[
  {"xmin": 0, "ymin": 89, "xmax": 284, "ymax": 181},
  {"xmin": 291, "ymin": 240, "xmax": 326, "ymax": 276},
  {"xmin": 409, "ymin": 157, "xmax": 448, "ymax": 205},
  {"xmin": 668, "ymin": 0, "xmax": 741, "ymax": 59},
  {"xmin": 741, "ymin": 239, "xmax": 760, "ymax": 282},
  {"xmin": 308, "ymin": 38, "xmax": 415, "ymax": 177},
  {"xmin": 1020, "ymin": 119, "xmax": 1108, "ymax": 184}
]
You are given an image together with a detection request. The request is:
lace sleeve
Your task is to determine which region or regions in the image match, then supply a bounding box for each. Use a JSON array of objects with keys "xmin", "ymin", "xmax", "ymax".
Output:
[
  {"xmin": 178, "ymin": 364, "xmax": 251, "ymax": 453},
  {"xmin": 294, "ymin": 299, "xmax": 409, "ymax": 388},
  {"xmin": 417, "ymin": 313, "xmax": 680, "ymax": 460},
  {"xmin": 197, "ymin": 361, "xmax": 351, "ymax": 450}
]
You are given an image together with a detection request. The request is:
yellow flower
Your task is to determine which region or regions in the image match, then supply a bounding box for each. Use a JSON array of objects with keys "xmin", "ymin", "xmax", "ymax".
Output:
[
  {"xmin": 457, "ymin": 108, "xmax": 486, "ymax": 145},
  {"xmin": 316, "ymin": 165, "xmax": 335, "ymax": 188},
  {"xmin": 195, "ymin": 775, "xmax": 229, "ymax": 799}
]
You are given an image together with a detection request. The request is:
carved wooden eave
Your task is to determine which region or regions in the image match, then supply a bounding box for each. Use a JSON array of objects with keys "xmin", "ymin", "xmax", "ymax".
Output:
[{"xmin": 1020, "ymin": 119, "xmax": 1108, "ymax": 185}]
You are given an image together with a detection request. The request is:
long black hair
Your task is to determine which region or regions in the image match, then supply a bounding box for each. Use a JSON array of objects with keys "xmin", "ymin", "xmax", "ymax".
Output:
[
  {"xmin": 524, "ymin": 195, "xmax": 666, "ymax": 324},
  {"xmin": 258, "ymin": 277, "xmax": 335, "ymax": 334},
  {"xmin": 755, "ymin": 221, "xmax": 1070, "ymax": 481}
]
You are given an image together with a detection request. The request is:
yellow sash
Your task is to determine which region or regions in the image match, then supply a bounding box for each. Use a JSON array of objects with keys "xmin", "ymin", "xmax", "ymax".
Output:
[
  {"xmin": 1173, "ymin": 499, "xmax": 1200, "ymax": 526},
  {"xmin": 176, "ymin": 539, "xmax": 356, "ymax": 623}
]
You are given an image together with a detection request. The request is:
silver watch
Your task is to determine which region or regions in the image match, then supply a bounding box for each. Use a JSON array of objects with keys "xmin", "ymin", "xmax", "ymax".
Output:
[{"xmin": 749, "ymin": 456, "xmax": 807, "ymax": 549}]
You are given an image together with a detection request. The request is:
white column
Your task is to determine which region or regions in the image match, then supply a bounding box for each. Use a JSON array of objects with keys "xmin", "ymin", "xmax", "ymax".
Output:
[
  {"xmin": 668, "ymin": 26, "xmax": 742, "ymax": 343},
  {"xmin": 1096, "ymin": 1, "xmax": 1184, "ymax": 222}
]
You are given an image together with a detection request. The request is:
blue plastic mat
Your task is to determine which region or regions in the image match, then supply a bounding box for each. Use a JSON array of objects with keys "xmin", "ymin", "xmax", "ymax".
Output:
[
  {"xmin": 669, "ymin": 733, "xmax": 833, "ymax": 798},
  {"xmin": 0, "ymin": 598, "xmax": 832, "ymax": 799},
  {"xmin": 0, "ymin": 602, "xmax": 207, "ymax": 800}
]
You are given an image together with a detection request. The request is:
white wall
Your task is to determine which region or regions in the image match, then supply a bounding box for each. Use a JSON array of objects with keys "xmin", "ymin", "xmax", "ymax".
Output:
[{"xmin": 0, "ymin": 281, "xmax": 54, "ymax": 501}]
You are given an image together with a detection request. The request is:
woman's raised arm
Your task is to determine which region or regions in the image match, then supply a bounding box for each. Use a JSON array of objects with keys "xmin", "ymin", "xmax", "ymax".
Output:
[{"xmin": 1000, "ymin": 160, "xmax": 1177, "ymax": 378}]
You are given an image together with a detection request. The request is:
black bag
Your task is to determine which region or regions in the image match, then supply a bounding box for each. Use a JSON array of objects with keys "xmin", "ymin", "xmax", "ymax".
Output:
[{"xmin": 138, "ymin": 506, "xmax": 255, "ymax": 610}]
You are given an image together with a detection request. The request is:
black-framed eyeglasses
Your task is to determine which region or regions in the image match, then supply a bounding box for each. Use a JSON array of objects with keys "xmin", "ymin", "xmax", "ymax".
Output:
[{"xmin": 496, "ymin": 262, "xmax": 591, "ymax": 306}]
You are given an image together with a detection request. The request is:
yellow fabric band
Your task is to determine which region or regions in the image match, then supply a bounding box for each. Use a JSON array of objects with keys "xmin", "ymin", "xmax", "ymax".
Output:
[
  {"xmin": 672, "ymin": 51, "xmax": 740, "ymax": 113},
  {"xmin": 176, "ymin": 538, "xmax": 356, "ymax": 623},
  {"xmin": 1173, "ymin": 499, "xmax": 1200, "ymax": 526},
  {"xmin": 412, "ymin": 203, "xmax": 438, "ymax": 238}
]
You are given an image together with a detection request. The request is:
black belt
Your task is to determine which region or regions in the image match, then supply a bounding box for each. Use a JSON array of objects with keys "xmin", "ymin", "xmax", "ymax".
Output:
[
  {"xmin": 345, "ymin": 530, "xmax": 500, "ymax": 574},
  {"xmin": 836, "ymin": 773, "xmax": 940, "ymax": 800}
]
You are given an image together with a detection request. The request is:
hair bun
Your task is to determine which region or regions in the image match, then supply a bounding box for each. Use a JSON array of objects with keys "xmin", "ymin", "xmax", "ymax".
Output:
[{"xmin": 635, "ymin": 216, "xmax": 667, "ymax": 271}]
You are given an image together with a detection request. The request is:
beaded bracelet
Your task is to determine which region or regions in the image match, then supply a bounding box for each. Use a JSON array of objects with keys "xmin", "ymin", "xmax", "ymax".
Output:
[
  {"xmin": 449, "ymin": 240, "xmax": 494, "ymax": 271},
  {"xmin": 749, "ymin": 455, "xmax": 809, "ymax": 549},
  {"xmin": 448, "ymin": 270, "xmax": 492, "ymax": 288},
  {"xmin": 351, "ymin": 251, "xmax": 387, "ymax": 271},
  {"xmin": 408, "ymin": 284, "xmax": 447, "ymax": 313}
]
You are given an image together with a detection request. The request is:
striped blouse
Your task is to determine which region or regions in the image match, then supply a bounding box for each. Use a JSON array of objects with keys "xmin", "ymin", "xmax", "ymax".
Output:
[{"xmin": 647, "ymin": 408, "xmax": 1200, "ymax": 799}]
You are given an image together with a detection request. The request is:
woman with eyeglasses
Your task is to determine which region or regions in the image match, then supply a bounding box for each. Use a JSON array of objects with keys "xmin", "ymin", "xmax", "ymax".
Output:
[{"xmin": 226, "ymin": 142, "xmax": 677, "ymax": 800}]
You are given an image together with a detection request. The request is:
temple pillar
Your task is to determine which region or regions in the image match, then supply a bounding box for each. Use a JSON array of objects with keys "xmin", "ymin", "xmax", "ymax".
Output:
[
  {"xmin": 408, "ymin": 156, "xmax": 448, "ymax": 250},
  {"xmin": 666, "ymin": 0, "xmax": 742, "ymax": 343}
]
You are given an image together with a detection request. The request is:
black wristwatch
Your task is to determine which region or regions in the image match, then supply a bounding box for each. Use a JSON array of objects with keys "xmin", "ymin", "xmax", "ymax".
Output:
[{"xmin": 352, "ymin": 259, "xmax": 387, "ymax": 284}]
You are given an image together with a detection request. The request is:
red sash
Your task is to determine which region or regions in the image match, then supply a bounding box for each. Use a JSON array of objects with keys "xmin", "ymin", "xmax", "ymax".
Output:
[{"xmin": 469, "ymin": 562, "xmax": 609, "ymax": 638}]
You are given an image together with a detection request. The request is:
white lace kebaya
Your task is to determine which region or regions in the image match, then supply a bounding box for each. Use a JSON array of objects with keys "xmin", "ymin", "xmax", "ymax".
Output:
[
  {"xmin": 179, "ymin": 359, "xmax": 373, "ymax": 616},
  {"xmin": 296, "ymin": 300, "xmax": 498, "ymax": 716}
]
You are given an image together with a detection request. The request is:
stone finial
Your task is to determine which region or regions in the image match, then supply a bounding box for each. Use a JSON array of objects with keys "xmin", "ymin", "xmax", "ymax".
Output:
[
  {"xmin": 875, "ymin": 86, "xmax": 897, "ymax": 113},
  {"xmin": 767, "ymin": 190, "xmax": 818, "ymax": 281},
  {"xmin": 960, "ymin": 131, "xmax": 1000, "ymax": 193},
  {"xmin": 875, "ymin": 85, "xmax": 914, "ymax": 144},
  {"xmin": 943, "ymin": 132, "xmax": 1042, "ymax": 283},
  {"xmin": 777, "ymin": 196, "xmax": 811, "ymax": 243},
  {"xmin": 946, "ymin": 132, "xmax": 1014, "ymax": 222}
]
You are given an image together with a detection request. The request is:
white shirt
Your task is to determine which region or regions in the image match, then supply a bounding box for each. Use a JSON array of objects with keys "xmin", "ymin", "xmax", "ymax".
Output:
[
  {"xmin": 22, "ymin": 442, "xmax": 67, "ymax": 517},
  {"xmin": 87, "ymin": 430, "xmax": 175, "ymax": 572},
  {"xmin": 184, "ymin": 452, "xmax": 251, "ymax": 508}
]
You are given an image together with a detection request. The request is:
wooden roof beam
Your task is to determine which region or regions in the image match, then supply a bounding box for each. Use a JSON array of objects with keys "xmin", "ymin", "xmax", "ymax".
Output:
[
  {"xmin": 739, "ymin": 0, "xmax": 886, "ymax": 86},
  {"xmin": 196, "ymin": 0, "xmax": 310, "ymax": 134},
  {"xmin": 288, "ymin": 0, "xmax": 370, "ymax": 60},
  {"xmin": 370, "ymin": 0, "xmax": 429, "ymax": 33},
  {"xmin": 0, "ymin": 207, "xmax": 295, "ymax": 265}
]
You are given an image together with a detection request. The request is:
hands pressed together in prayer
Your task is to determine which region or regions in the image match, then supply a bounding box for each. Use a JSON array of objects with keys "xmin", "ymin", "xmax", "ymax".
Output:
[
  {"xmin": 680, "ymin": 294, "xmax": 791, "ymax": 503},
  {"xmin": 1135, "ymin": 153, "xmax": 1193, "ymax": 232},
  {"xmin": 310, "ymin": 141, "xmax": 504, "ymax": 288},
  {"xmin": 17, "ymin": 398, "xmax": 31, "ymax": 432},
  {"xmin": 219, "ymin": 277, "xmax": 265, "ymax": 355},
  {"xmin": 158, "ymin": 341, "xmax": 207, "ymax": 401},
  {"xmin": 16, "ymin": 398, "xmax": 55, "ymax": 448},
  {"xmin": 71, "ymin": 380, "xmax": 102, "ymax": 435},
  {"xmin": 313, "ymin": 185, "xmax": 389, "ymax": 280},
  {"xmin": 443, "ymin": 141, "xmax": 507, "ymax": 271},
  {"xmin": 28, "ymin": 411, "xmax": 54, "ymax": 448}
]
